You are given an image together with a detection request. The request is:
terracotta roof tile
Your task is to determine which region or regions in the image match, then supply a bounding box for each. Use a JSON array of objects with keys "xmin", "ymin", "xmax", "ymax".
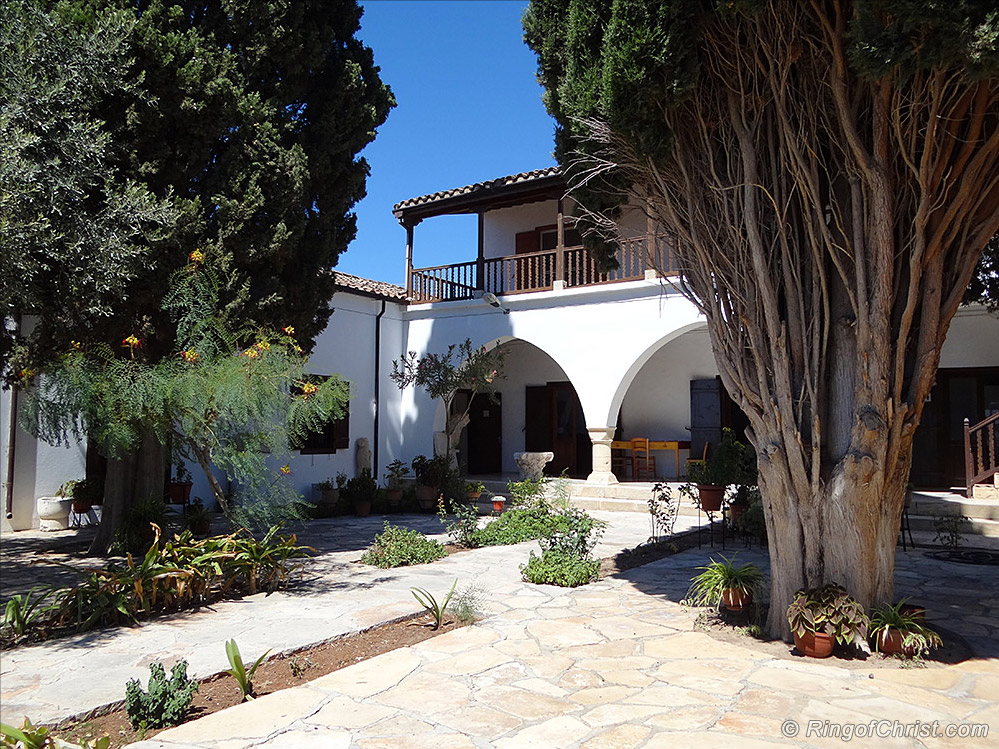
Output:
[
  {"xmin": 332, "ymin": 272, "xmax": 407, "ymax": 302},
  {"xmin": 393, "ymin": 166, "xmax": 563, "ymax": 212}
]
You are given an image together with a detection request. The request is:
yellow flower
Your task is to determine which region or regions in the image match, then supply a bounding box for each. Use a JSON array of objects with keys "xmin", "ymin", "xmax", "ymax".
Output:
[
  {"xmin": 280, "ymin": 464, "xmax": 292, "ymax": 475},
  {"xmin": 241, "ymin": 348, "xmax": 260, "ymax": 359},
  {"xmin": 122, "ymin": 335, "xmax": 141, "ymax": 349},
  {"xmin": 180, "ymin": 349, "xmax": 199, "ymax": 363},
  {"xmin": 300, "ymin": 382, "xmax": 318, "ymax": 397},
  {"xmin": 254, "ymin": 340, "xmax": 271, "ymax": 351},
  {"xmin": 70, "ymin": 340, "xmax": 82, "ymax": 350},
  {"xmin": 189, "ymin": 249, "xmax": 205, "ymax": 264},
  {"xmin": 282, "ymin": 326, "xmax": 295, "ymax": 335},
  {"xmin": 19, "ymin": 368, "xmax": 35, "ymax": 380}
]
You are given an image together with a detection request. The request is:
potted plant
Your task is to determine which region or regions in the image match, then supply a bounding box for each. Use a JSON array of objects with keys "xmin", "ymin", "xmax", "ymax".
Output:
[
  {"xmin": 60, "ymin": 480, "xmax": 92, "ymax": 515},
  {"xmin": 685, "ymin": 554, "xmax": 765, "ymax": 612},
  {"xmin": 786, "ymin": 583, "xmax": 870, "ymax": 658},
  {"xmin": 727, "ymin": 484, "xmax": 756, "ymax": 525},
  {"xmin": 184, "ymin": 499, "xmax": 212, "ymax": 537},
  {"xmin": 412, "ymin": 455, "xmax": 449, "ymax": 510},
  {"xmin": 167, "ymin": 463, "xmax": 194, "ymax": 505},
  {"xmin": 313, "ymin": 473, "xmax": 345, "ymax": 516},
  {"xmin": 465, "ymin": 480, "xmax": 485, "ymax": 501},
  {"xmin": 384, "ymin": 460, "xmax": 410, "ymax": 506},
  {"xmin": 492, "ymin": 495, "xmax": 506, "ymax": 514},
  {"xmin": 869, "ymin": 600, "xmax": 942, "ymax": 658},
  {"xmin": 343, "ymin": 469, "xmax": 378, "ymax": 517},
  {"xmin": 686, "ymin": 429, "xmax": 756, "ymax": 513}
]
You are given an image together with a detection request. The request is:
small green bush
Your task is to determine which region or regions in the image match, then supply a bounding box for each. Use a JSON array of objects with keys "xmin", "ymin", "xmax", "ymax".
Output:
[
  {"xmin": 360, "ymin": 522, "xmax": 448, "ymax": 568},
  {"xmin": 520, "ymin": 549, "xmax": 600, "ymax": 587},
  {"xmin": 125, "ymin": 660, "xmax": 198, "ymax": 729},
  {"xmin": 471, "ymin": 505, "xmax": 557, "ymax": 546}
]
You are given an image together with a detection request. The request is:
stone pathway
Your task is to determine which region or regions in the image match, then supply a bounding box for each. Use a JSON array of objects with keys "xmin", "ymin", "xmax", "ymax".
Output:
[
  {"xmin": 132, "ymin": 545, "xmax": 998, "ymax": 749},
  {"xmin": 0, "ymin": 511, "xmax": 689, "ymax": 725},
  {"xmin": 3, "ymin": 509, "xmax": 998, "ymax": 748}
]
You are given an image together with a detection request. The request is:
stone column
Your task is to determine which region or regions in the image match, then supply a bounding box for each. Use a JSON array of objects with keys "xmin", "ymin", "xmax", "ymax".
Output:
[{"xmin": 586, "ymin": 426, "xmax": 619, "ymax": 485}]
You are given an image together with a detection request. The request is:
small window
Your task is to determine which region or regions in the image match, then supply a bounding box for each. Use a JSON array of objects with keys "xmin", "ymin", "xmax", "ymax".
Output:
[{"xmin": 293, "ymin": 377, "xmax": 349, "ymax": 454}]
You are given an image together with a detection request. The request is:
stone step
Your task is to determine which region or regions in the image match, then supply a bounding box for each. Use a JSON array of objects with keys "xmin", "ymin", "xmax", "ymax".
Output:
[
  {"xmin": 909, "ymin": 491, "xmax": 999, "ymax": 521},
  {"xmin": 906, "ymin": 513, "xmax": 999, "ymax": 538}
]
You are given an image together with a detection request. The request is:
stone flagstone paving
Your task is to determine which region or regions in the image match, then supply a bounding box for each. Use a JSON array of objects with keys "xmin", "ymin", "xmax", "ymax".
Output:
[{"xmin": 131, "ymin": 547, "xmax": 998, "ymax": 749}]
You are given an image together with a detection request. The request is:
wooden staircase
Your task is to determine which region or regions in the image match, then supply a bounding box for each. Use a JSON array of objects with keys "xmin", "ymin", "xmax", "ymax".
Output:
[{"xmin": 965, "ymin": 413, "xmax": 999, "ymax": 499}]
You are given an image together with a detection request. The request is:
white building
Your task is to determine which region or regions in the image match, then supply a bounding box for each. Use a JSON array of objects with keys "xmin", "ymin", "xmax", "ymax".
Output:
[{"xmin": 3, "ymin": 167, "xmax": 997, "ymax": 529}]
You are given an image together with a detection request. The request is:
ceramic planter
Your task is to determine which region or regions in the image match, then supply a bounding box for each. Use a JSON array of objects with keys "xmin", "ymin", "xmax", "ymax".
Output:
[
  {"xmin": 721, "ymin": 588, "xmax": 753, "ymax": 612},
  {"xmin": 385, "ymin": 488, "xmax": 403, "ymax": 505},
  {"xmin": 72, "ymin": 500, "xmax": 92, "ymax": 515},
  {"xmin": 793, "ymin": 631, "xmax": 835, "ymax": 658},
  {"xmin": 697, "ymin": 484, "xmax": 726, "ymax": 512},
  {"xmin": 36, "ymin": 496, "xmax": 72, "ymax": 531},
  {"xmin": 492, "ymin": 498, "xmax": 506, "ymax": 513},
  {"xmin": 415, "ymin": 484, "xmax": 439, "ymax": 510},
  {"xmin": 875, "ymin": 629, "xmax": 918, "ymax": 657},
  {"xmin": 353, "ymin": 500, "xmax": 373, "ymax": 518}
]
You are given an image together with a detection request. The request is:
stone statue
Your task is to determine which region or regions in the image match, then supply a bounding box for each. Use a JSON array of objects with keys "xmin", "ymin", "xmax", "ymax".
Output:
[{"xmin": 355, "ymin": 437, "xmax": 371, "ymax": 475}]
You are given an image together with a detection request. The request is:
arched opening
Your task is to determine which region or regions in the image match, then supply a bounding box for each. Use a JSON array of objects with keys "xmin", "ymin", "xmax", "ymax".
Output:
[
  {"xmin": 612, "ymin": 326, "xmax": 747, "ymax": 480},
  {"xmin": 456, "ymin": 338, "xmax": 591, "ymax": 478}
]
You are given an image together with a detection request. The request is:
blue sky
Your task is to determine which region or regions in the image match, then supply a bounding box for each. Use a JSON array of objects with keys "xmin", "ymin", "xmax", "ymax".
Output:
[{"xmin": 337, "ymin": 0, "xmax": 558, "ymax": 286}]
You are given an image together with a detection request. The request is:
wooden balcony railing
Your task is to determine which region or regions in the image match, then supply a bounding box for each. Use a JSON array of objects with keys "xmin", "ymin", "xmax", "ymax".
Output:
[
  {"xmin": 965, "ymin": 412, "xmax": 999, "ymax": 497},
  {"xmin": 409, "ymin": 233, "xmax": 678, "ymax": 303}
]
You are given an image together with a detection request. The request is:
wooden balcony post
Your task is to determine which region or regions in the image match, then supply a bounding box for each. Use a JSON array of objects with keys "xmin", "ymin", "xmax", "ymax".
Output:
[
  {"xmin": 404, "ymin": 222, "xmax": 415, "ymax": 297},
  {"xmin": 476, "ymin": 212, "xmax": 485, "ymax": 291},
  {"xmin": 965, "ymin": 417, "xmax": 973, "ymax": 498},
  {"xmin": 555, "ymin": 197, "xmax": 565, "ymax": 285}
]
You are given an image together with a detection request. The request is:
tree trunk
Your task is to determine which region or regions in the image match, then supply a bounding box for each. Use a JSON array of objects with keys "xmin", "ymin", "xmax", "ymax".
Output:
[{"xmin": 88, "ymin": 430, "xmax": 166, "ymax": 556}]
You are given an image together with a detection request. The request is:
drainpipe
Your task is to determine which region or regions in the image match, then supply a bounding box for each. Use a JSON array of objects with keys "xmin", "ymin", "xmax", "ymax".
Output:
[
  {"xmin": 4, "ymin": 315, "xmax": 21, "ymax": 519},
  {"xmin": 373, "ymin": 300, "xmax": 387, "ymax": 480}
]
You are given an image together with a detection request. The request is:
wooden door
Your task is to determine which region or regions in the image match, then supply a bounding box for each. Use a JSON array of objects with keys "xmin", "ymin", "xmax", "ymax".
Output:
[
  {"xmin": 689, "ymin": 378, "xmax": 723, "ymax": 458},
  {"xmin": 467, "ymin": 393, "xmax": 502, "ymax": 474},
  {"xmin": 525, "ymin": 386, "xmax": 551, "ymax": 452}
]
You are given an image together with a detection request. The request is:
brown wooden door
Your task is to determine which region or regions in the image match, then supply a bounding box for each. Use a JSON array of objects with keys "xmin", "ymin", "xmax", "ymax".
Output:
[
  {"xmin": 467, "ymin": 393, "xmax": 502, "ymax": 474},
  {"xmin": 525, "ymin": 386, "xmax": 551, "ymax": 452}
]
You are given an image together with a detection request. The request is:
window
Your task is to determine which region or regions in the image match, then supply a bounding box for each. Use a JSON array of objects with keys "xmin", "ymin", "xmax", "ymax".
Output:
[{"xmin": 293, "ymin": 377, "xmax": 349, "ymax": 454}]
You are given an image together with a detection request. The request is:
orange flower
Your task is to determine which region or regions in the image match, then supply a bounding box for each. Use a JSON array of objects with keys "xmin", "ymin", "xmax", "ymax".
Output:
[
  {"xmin": 280, "ymin": 464, "xmax": 292, "ymax": 475},
  {"xmin": 300, "ymin": 382, "xmax": 318, "ymax": 397},
  {"xmin": 122, "ymin": 335, "xmax": 141, "ymax": 349},
  {"xmin": 180, "ymin": 349, "xmax": 199, "ymax": 363},
  {"xmin": 189, "ymin": 249, "xmax": 205, "ymax": 264},
  {"xmin": 282, "ymin": 325, "xmax": 295, "ymax": 335},
  {"xmin": 19, "ymin": 368, "xmax": 35, "ymax": 380},
  {"xmin": 254, "ymin": 340, "xmax": 271, "ymax": 351},
  {"xmin": 241, "ymin": 348, "xmax": 260, "ymax": 359}
]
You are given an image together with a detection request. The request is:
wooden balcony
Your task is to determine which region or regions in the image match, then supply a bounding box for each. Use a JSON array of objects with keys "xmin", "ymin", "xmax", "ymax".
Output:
[{"xmin": 408, "ymin": 233, "xmax": 679, "ymax": 304}]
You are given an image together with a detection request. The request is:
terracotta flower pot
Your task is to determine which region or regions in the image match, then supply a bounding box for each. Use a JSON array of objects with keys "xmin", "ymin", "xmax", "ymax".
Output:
[
  {"xmin": 728, "ymin": 503, "xmax": 748, "ymax": 524},
  {"xmin": 721, "ymin": 588, "xmax": 753, "ymax": 612},
  {"xmin": 466, "ymin": 491, "xmax": 482, "ymax": 501},
  {"xmin": 793, "ymin": 630, "xmax": 835, "ymax": 658},
  {"xmin": 353, "ymin": 500, "xmax": 372, "ymax": 518},
  {"xmin": 875, "ymin": 628, "xmax": 918, "ymax": 657},
  {"xmin": 697, "ymin": 484, "xmax": 726, "ymax": 512},
  {"xmin": 492, "ymin": 498, "xmax": 506, "ymax": 513},
  {"xmin": 385, "ymin": 488, "xmax": 403, "ymax": 506},
  {"xmin": 72, "ymin": 501, "xmax": 92, "ymax": 515}
]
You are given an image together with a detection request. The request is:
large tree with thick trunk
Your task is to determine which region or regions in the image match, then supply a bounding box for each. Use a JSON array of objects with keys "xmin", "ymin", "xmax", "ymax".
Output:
[{"xmin": 524, "ymin": 0, "xmax": 999, "ymax": 638}]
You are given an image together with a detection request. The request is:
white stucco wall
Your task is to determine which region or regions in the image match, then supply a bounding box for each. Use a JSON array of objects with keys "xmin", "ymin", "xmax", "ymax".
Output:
[
  {"xmin": 939, "ymin": 306, "xmax": 999, "ymax": 369},
  {"xmin": 1, "ymin": 385, "xmax": 86, "ymax": 532},
  {"xmin": 482, "ymin": 200, "xmax": 560, "ymax": 258}
]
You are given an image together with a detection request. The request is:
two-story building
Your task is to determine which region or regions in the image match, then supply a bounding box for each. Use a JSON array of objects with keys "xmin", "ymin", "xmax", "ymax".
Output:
[{"xmin": 3, "ymin": 167, "xmax": 997, "ymax": 529}]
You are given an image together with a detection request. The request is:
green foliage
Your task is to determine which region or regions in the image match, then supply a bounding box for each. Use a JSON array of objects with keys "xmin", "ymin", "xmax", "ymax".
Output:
[
  {"xmin": 786, "ymin": 583, "xmax": 870, "ymax": 646},
  {"xmin": 539, "ymin": 507, "xmax": 606, "ymax": 558},
  {"xmin": 124, "ymin": 660, "xmax": 199, "ymax": 729},
  {"xmin": 112, "ymin": 497, "xmax": 168, "ymax": 554},
  {"xmin": 869, "ymin": 600, "xmax": 942, "ymax": 658},
  {"xmin": 469, "ymin": 504, "xmax": 558, "ymax": 547},
  {"xmin": 684, "ymin": 554, "xmax": 766, "ymax": 608},
  {"xmin": 686, "ymin": 429, "xmax": 756, "ymax": 487},
  {"xmin": 933, "ymin": 513, "xmax": 968, "ymax": 549},
  {"xmin": 411, "ymin": 579, "xmax": 457, "ymax": 630},
  {"xmin": 648, "ymin": 482, "xmax": 679, "ymax": 543},
  {"xmin": 0, "ymin": 0, "xmax": 175, "ymax": 376},
  {"xmin": 360, "ymin": 522, "xmax": 448, "ymax": 569},
  {"xmin": 392, "ymin": 339, "xmax": 507, "ymax": 458},
  {"xmin": 966, "ymin": 234, "xmax": 999, "ymax": 311},
  {"xmin": 5, "ymin": 527, "xmax": 308, "ymax": 646},
  {"xmin": 2, "ymin": 586, "xmax": 57, "ymax": 638},
  {"xmin": 507, "ymin": 476, "xmax": 546, "ymax": 506},
  {"xmin": 465, "ymin": 481, "xmax": 485, "ymax": 494},
  {"xmin": 438, "ymin": 497, "xmax": 481, "ymax": 548},
  {"xmin": 225, "ymin": 639, "xmax": 272, "ymax": 701},
  {"xmin": 520, "ymin": 550, "xmax": 601, "ymax": 587},
  {"xmin": 1, "ymin": 717, "xmax": 50, "ymax": 749},
  {"xmin": 384, "ymin": 459, "xmax": 410, "ymax": 488},
  {"xmin": 448, "ymin": 584, "xmax": 484, "ymax": 626},
  {"xmin": 734, "ymin": 498, "xmax": 768, "ymax": 544},
  {"xmin": 343, "ymin": 469, "xmax": 378, "ymax": 505}
]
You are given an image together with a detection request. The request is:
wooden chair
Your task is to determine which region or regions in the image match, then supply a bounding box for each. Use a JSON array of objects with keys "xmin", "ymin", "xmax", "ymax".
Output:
[
  {"xmin": 631, "ymin": 437, "xmax": 657, "ymax": 481},
  {"xmin": 611, "ymin": 447, "xmax": 631, "ymax": 481},
  {"xmin": 685, "ymin": 442, "xmax": 709, "ymax": 478}
]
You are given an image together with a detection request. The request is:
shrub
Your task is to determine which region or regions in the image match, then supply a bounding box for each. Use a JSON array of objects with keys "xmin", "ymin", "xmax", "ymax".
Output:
[
  {"xmin": 113, "ymin": 496, "xmax": 169, "ymax": 554},
  {"xmin": 448, "ymin": 584, "xmax": 484, "ymax": 625},
  {"xmin": 125, "ymin": 660, "xmax": 198, "ymax": 729},
  {"xmin": 360, "ymin": 522, "xmax": 448, "ymax": 568},
  {"xmin": 520, "ymin": 550, "xmax": 601, "ymax": 587},
  {"xmin": 438, "ymin": 497, "xmax": 481, "ymax": 547},
  {"xmin": 470, "ymin": 504, "xmax": 557, "ymax": 546},
  {"xmin": 540, "ymin": 507, "xmax": 605, "ymax": 557}
]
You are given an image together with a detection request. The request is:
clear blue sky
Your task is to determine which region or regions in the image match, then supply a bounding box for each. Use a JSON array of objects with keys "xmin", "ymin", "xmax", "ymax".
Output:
[{"xmin": 336, "ymin": 0, "xmax": 558, "ymax": 286}]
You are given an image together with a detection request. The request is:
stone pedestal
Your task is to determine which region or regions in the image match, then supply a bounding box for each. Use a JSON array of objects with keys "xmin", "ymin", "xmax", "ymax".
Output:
[
  {"xmin": 513, "ymin": 452, "xmax": 554, "ymax": 481},
  {"xmin": 586, "ymin": 427, "xmax": 619, "ymax": 485},
  {"xmin": 36, "ymin": 497, "xmax": 72, "ymax": 531}
]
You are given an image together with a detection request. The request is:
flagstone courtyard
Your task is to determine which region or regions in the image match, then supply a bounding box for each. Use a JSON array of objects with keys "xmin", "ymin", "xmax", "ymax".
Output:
[{"xmin": 2, "ymin": 512, "xmax": 997, "ymax": 748}]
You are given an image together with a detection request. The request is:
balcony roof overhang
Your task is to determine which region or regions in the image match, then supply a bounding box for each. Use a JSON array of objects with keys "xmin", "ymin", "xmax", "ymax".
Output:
[{"xmin": 392, "ymin": 167, "xmax": 566, "ymax": 227}]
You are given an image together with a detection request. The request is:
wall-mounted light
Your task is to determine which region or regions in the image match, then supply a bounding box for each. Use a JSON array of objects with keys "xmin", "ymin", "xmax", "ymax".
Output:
[{"xmin": 482, "ymin": 292, "xmax": 510, "ymax": 314}]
